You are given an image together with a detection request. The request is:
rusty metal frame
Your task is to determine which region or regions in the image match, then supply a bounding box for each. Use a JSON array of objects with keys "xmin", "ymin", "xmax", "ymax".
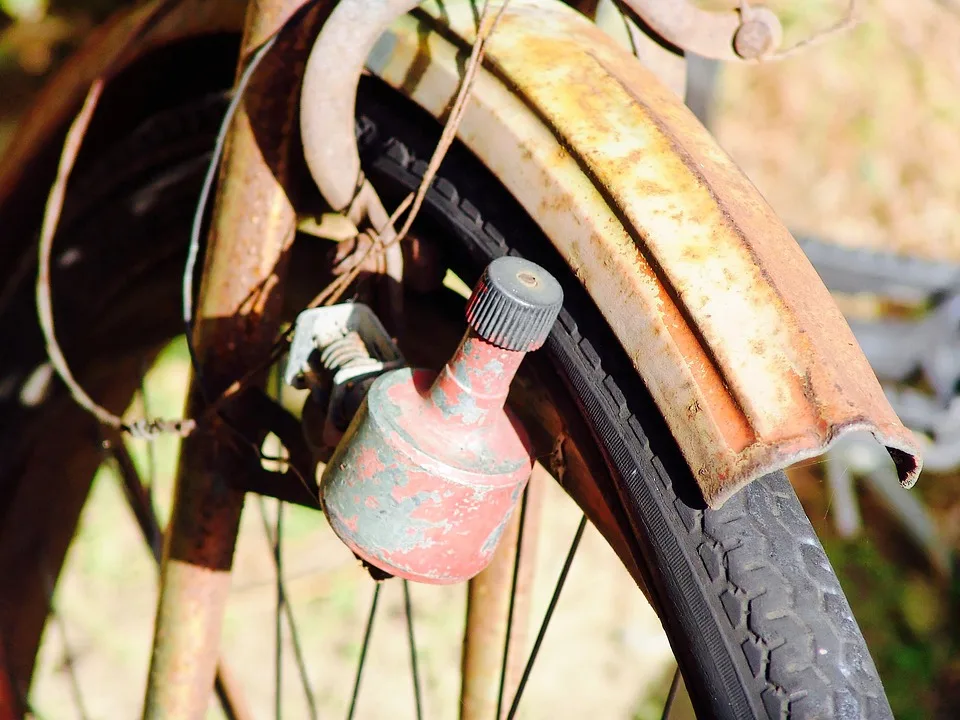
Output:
[
  {"xmin": 299, "ymin": 0, "xmax": 920, "ymax": 508},
  {"xmin": 143, "ymin": 0, "xmax": 322, "ymax": 716}
]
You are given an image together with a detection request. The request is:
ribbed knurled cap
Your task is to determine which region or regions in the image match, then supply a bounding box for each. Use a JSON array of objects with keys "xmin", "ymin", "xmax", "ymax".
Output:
[{"xmin": 465, "ymin": 257, "xmax": 563, "ymax": 351}]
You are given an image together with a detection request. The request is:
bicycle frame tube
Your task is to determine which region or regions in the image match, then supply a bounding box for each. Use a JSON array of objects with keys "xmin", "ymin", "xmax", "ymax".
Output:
[
  {"xmin": 143, "ymin": 0, "xmax": 325, "ymax": 716},
  {"xmin": 300, "ymin": 0, "xmax": 921, "ymax": 508}
]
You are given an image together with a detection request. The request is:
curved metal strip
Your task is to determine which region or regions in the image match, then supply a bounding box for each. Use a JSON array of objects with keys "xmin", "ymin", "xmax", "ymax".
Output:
[
  {"xmin": 300, "ymin": 0, "xmax": 423, "ymax": 212},
  {"xmin": 352, "ymin": 0, "xmax": 920, "ymax": 507}
]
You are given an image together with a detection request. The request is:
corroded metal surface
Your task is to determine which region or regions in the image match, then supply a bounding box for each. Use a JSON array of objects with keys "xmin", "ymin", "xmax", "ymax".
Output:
[
  {"xmin": 300, "ymin": 0, "xmax": 422, "ymax": 212},
  {"xmin": 594, "ymin": 0, "xmax": 686, "ymax": 98},
  {"xmin": 619, "ymin": 0, "xmax": 782, "ymax": 61},
  {"xmin": 143, "ymin": 1, "xmax": 307, "ymax": 716},
  {"xmin": 321, "ymin": 330, "xmax": 533, "ymax": 583},
  {"xmin": 355, "ymin": 0, "xmax": 921, "ymax": 507},
  {"xmin": 460, "ymin": 464, "xmax": 544, "ymax": 720}
]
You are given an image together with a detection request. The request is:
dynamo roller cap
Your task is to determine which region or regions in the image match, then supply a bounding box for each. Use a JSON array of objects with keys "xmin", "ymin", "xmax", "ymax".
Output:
[{"xmin": 465, "ymin": 256, "xmax": 564, "ymax": 352}]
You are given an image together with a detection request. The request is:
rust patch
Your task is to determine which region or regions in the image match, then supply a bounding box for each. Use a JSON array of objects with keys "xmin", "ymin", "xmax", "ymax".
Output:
[{"xmin": 370, "ymin": 0, "xmax": 921, "ymax": 507}]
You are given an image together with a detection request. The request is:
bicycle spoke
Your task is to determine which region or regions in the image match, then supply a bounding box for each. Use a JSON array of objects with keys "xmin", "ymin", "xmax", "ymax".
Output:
[
  {"xmin": 495, "ymin": 488, "xmax": 529, "ymax": 720},
  {"xmin": 41, "ymin": 567, "xmax": 88, "ymax": 720},
  {"xmin": 273, "ymin": 374, "xmax": 284, "ymax": 720},
  {"xmin": 274, "ymin": 500, "xmax": 283, "ymax": 720},
  {"xmin": 347, "ymin": 583, "xmax": 382, "ymax": 720},
  {"xmin": 402, "ymin": 581, "xmax": 424, "ymax": 720},
  {"xmin": 52, "ymin": 610, "xmax": 87, "ymax": 720},
  {"xmin": 661, "ymin": 666, "xmax": 681, "ymax": 720},
  {"xmin": 107, "ymin": 438, "xmax": 162, "ymax": 560},
  {"xmin": 505, "ymin": 514, "xmax": 587, "ymax": 720},
  {"xmin": 257, "ymin": 497, "xmax": 317, "ymax": 719}
]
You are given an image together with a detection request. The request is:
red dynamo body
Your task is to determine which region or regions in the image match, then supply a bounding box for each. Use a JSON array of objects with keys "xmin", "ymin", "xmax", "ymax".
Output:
[{"xmin": 320, "ymin": 329, "xmax": 533, "ymax": 584}]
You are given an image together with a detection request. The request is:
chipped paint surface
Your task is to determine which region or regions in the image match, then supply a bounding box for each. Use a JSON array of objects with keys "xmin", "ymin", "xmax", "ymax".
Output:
[
  {"xmin": 364, "ymin": 0, "xmax": 922, "ymax": 506},
  {"xmin": 320, "ymin": 333, "xmax": 533, "ymax": 584}
]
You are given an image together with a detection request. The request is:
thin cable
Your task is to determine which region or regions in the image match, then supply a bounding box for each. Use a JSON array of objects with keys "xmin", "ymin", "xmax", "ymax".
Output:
[
  {"xmin": 661, "ymin": 666, "xmax": 681, "ymax": 720},
  {"xmin": 495, "ymin": 487, "xmax": 530, "ymax": 720},
  {"xmin": 347, "ymin": 582, "xmax": 382, "ymax": 720},
  {"xmin": 390, "ymin": 0, "xmax": 511, "ymax": 248},
  {"xmin": 182, "ymin": 32, "xmax": 279, "ymax": 386},
  {"xmin": 36, "ymin": 82, "xmax": 115, "ymax": 433},
  {"xmin": 505, "ymin": 514, "xmax": 587, "ymax": 720},
  {"xmin": 34, "ymin": 0, "xmax": 189, "ymax": 441},
  {"xmin": 403, "ymin": 581, "xmax": 424, "ymax": 720}
]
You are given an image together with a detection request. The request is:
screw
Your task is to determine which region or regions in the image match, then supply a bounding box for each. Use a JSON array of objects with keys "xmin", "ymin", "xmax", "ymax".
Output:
[
  {"xmin": 517, "ymin": 271, "xmax": 539, "ymax": 288},
  {"xmin": 734, "ymin": 19, "xmax": 777, "ymax": 59}
]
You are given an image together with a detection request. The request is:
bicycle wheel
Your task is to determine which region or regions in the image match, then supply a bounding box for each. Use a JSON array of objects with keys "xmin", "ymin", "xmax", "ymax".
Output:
[{"xmin": 0, "ymin": 65, "xmax": 891, "ymax": 720}]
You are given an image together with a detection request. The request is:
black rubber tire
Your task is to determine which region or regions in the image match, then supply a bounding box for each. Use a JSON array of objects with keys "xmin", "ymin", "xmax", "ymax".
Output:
[{"xmin": 0, "ymin": 76, "xmax": 892, "ymax": 719}]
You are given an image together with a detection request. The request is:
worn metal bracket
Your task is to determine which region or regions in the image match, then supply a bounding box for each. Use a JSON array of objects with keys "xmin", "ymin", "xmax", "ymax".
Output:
[{"xmin": 285, "ymin": 303, "xmax": 405, "ymax": 389}]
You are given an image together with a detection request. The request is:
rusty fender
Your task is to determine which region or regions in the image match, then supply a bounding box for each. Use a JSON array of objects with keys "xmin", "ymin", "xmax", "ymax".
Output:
[
  {"xmin": 355, "ymin": 0, "xmax": 921, "ymax": 507},
  {"xmin": 1, "ymin": 0, "xmax": 921, "ymax": 508}
]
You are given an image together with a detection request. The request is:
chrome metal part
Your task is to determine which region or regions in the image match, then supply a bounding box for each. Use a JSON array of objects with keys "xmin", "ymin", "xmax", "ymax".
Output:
[
  {"xmin": 799, "ymin": 235, "xmax": 960, "ymax": 302},
  {"xmin": 849, "ymin": 295, "xmax": 960, "ymax": 405},
  {"xmin": 286, "ymin": 303, "xmax": 405, "ymax": 390},
  {"xmin": 826, "ymin": 432, "xmax": 951, "ymax": 579}
]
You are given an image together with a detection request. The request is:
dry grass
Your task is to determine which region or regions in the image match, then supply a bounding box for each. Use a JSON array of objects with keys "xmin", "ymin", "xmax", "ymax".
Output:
[{"xmin": 713, "ymin": 0, "xmax": 960, "ymax": 260}]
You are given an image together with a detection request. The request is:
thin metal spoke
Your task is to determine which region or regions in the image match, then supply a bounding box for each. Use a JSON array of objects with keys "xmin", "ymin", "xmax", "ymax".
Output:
[
  {"xmin": 274, "ymin": 500, "xmax": 283, "ymax": 720},
  {"xmin": 661, "ymin": 666, "xmax": 681, "ymax": 720},
  {"xmin": 402, "ymin": 581, "xmax": 424, "ymax": 720},
  {"xmin": 505, "ymin": 514, "xmax": 587, "ymax": 720},
  {"xmin": 347, "ymin": 583, "xmax": 382, "ymax": 720},
  {"xmin": 108, "ymin": 437, "xmax": 162, "ymax": 560},
  {"xmin": 52, "ymin": 610, "xmax": 87, "ymax": 720},
  {"xmin": 257, "ymin": 497, "xmax": 317, "ymax": 719},
  {"xmin": 41, "ymin": 570, "xmax": 88, "ymax": 720},
  {"xmin": 495, "ymin": 488, "xmax": 529, "ymax": 720}
]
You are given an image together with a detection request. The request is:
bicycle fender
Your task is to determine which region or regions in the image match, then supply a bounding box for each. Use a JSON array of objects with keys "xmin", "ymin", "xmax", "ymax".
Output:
[
  {"xmin": 0, "ymin": 0, "xmax": 922, "ymax": 508},
  {"xmin": 364, "ymin": 0, "xmax": 921, "ymax": 507}
]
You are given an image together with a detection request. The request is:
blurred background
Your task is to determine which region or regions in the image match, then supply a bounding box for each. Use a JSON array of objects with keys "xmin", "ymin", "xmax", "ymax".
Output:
[{"xmin": 2, "ymin": 1, "xmax": 959, "ymax": 718}]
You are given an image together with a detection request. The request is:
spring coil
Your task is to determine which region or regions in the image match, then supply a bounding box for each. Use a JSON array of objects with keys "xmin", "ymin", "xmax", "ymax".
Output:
[{"xmin": 318, "ymin": 331, "xmax": 373, "ymax": 373}]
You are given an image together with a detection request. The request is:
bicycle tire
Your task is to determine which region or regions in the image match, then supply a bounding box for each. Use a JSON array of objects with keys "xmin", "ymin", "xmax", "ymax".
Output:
[{"xmin": 0, "ymin": 73, "xmax": 892, "ymax": 719}]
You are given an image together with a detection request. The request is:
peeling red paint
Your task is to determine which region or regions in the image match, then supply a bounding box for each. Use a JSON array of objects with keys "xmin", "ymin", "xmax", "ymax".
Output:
[{"xmin": 319, "ymin": 329, "xmax": 533, "ymax": 584}]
